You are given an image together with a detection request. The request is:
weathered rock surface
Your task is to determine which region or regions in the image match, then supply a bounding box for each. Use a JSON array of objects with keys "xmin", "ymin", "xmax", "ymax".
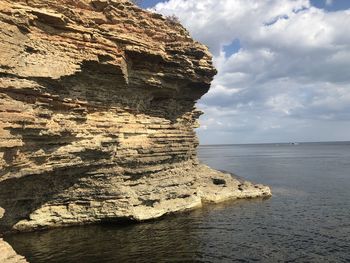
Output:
[
  {"xmin": 0, "ymin": 0, "xmax": 271, "ymax": 234},
  {"xmin": 0, "ymin": 239, "xmax": 27, "ymax": 263},
  {"xmin": 0, "ymin": 212, "xmax": 27, "ymax": 262}
]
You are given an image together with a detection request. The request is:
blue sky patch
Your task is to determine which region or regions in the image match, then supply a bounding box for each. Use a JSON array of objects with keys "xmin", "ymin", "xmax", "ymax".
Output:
[
  {"xmin": 223, "ymin": 39, "xmax": 241, "ymax": 58},
  {"xmin": 310, "ymin": 0, "xmax": 350, "ymax": 11},
  {"xmin": 140, "ymin": 0, "xmax": 166, "ymax": 8},
  {"xmin": 264, "ymin": 15, "xmax": 289, "ymax": 26},
  {"xmin": 140, "ymin": 0, "xmax": 350, "ymax": 11}
]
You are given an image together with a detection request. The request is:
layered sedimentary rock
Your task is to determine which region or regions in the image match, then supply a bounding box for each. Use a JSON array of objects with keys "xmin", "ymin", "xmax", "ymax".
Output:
[{"xmin": 0, "ymin": 0, "xmax": 271, "ymax": 233}]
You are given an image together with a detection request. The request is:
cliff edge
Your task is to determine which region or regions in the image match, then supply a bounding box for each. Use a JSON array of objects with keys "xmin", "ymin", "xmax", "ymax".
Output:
[{"xmin": 0, "ymin": 0, "xmax": 271, "ymax": 233}]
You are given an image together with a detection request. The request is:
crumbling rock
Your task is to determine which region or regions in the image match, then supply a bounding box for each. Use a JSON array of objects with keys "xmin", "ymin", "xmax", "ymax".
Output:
[{"xmin": 0, "ymin": 0, "xmax": 271, "ymax": 234}]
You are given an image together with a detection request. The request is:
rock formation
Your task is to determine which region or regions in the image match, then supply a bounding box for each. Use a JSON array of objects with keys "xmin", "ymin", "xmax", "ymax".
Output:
[
  {"xmin": 0, "ymin": 0, "xmax": 271, "ymax": 234},
  {"xmin": 0, "ymin": 211, "xmax": 27, "ymax": 262},
  {"xmin": 0, "ymin": 239, "xmax": 27, "ymax": 263}
]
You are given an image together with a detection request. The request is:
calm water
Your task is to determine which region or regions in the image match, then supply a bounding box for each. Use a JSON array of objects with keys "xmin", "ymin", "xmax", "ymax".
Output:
[{"xmin": 5, "ymin": 143, "xmax": 350, "ymax": 262}]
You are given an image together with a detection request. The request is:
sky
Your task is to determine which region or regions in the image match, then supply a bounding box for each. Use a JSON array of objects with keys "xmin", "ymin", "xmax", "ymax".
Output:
[{"xmin": 140, "ymin": 0, "xmax": 350, "ymax": 144}]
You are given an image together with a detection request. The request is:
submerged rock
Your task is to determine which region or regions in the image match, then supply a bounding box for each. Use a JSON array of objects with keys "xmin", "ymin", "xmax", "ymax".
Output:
[{"xmin": 0, "ymin": 0, "xmax": 271, "ymax": 233}]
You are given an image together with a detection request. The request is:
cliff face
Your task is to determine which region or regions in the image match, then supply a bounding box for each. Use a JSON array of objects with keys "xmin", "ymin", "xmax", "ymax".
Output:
[{"xmin": 0, "ymin": 0, "xmax": 271, "ymax": 233}]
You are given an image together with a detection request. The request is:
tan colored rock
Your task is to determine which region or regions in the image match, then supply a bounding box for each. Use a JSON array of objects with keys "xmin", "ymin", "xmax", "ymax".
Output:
[
  {"xmin": 0, "ymin": 207, "xmax": 4, "ymax": 219},
  {"xmin": 0, "ymin": 0, "xmax": 271, "ymax": 233},
  {"xmin": 0, "ymin": 239, "xmax": 27, "ymax": 263}
]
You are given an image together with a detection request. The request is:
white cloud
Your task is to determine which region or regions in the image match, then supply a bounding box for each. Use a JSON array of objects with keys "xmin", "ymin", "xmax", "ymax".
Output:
[{"xmin": 153, "ymin": 0, "xmax": 350, "ymax": 144}]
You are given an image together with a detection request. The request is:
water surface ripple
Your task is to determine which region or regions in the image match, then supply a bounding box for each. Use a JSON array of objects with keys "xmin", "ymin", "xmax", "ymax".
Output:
[{"xmin": 5, "ymin": 143, "xmax": 350, "ymax": 262}]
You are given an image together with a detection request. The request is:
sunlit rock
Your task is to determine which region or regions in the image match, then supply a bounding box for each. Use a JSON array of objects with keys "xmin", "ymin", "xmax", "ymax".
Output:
[{"xmin": 0, "ymin": 0, "xmax": 271, "ymax": 233}]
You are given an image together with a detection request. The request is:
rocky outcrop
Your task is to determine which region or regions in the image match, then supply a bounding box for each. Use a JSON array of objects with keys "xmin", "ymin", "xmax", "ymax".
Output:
[
  {"xmin": 0, "ymin": 0, "xmax": 271, "ymax": 233},
  {"xmin": 0, "ymin": 212, "xmax": 27, "ymax": 262},
  {"xmin": 0, "ymin": 239, "xmax": 27, "ymax": 263}
]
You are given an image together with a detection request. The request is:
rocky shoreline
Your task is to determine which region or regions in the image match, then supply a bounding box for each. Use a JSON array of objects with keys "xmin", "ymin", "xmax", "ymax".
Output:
[
  {"xmin": 0, "ymin": 238, "xmax": 27, "ymax": 263},
  {"xmin": 1, "ymin": 163, "xmax": 271, "ymax": 233},
  {"xmin": 0, "ymin": 209, "xmax": 27, "ymax": 262},
  {"xmin": 0, "ymin": 0, "xmax": 271, "ymax": 240}
]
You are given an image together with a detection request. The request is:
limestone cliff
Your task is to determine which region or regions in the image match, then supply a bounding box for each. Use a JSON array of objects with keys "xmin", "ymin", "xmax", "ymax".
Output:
[{"xmin": 0, "ymin": 0, "xmax": 271, "ymax": 233}]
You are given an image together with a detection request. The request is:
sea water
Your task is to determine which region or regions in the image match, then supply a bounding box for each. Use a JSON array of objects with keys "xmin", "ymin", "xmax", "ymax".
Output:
[{"xmin": 5, "ymin": 142, "xmax": 350, "ymax": 262}]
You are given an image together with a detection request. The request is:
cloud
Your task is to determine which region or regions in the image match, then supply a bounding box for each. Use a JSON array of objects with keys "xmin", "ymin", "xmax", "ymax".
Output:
[
  {"xmin": 153, "ymin": 0, "xmax": 350, "ymax": 144},
  {"xmin": 325, "ymin": 0, "xmax": 333, "ymax": 6}
]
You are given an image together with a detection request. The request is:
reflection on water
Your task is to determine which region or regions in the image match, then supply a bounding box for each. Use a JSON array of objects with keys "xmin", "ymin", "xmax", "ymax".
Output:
[
  {"xmin": 5, "ymin": 217, "xmax": 201, "ymax": 263},
  {"xmin": 5, "ymin": 143, "xmax": 350, "ymax": 262},
  {"xmin": 265, "ymin": 186, "xmax": 308, "ymax": 197}
]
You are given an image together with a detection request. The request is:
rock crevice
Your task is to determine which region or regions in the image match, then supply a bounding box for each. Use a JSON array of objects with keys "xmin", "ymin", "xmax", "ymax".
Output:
[{"xmin": 0, "ymin": 0, "xmax": 271, "ymax": 234}]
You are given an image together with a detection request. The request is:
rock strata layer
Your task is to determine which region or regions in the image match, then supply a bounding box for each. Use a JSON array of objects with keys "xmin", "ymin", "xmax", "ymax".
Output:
[{"xmin": 0, "ymin": 0, "xmax": 271, "ymax": 233}]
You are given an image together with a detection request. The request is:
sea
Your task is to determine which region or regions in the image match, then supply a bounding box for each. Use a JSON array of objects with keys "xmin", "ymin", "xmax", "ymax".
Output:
[{"xmin": 5, "ymin": 142, "xmax": 350, "ymax": 262}]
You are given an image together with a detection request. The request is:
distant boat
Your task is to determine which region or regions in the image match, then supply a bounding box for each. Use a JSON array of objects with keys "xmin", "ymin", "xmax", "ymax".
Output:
[{"xmin": 289, "ymin": 142, "xmax": 299, "ymax": 145}]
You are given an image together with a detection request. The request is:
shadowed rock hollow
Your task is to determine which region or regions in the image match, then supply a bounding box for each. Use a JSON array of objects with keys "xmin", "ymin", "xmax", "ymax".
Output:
[{"xmin": 0, "ymin": 0, "xmax": 271, "ymax": 234}]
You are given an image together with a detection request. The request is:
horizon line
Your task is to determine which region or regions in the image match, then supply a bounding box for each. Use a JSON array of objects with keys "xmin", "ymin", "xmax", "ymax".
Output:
[{"xmin": 199, "ymin": 140, "xmax": 350, "ymax": 146}]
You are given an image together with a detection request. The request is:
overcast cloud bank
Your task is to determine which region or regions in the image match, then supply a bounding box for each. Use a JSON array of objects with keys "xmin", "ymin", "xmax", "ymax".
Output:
[{"xmin": 153, "ymin": 0, "xmax": 350, "ymax": 144}]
